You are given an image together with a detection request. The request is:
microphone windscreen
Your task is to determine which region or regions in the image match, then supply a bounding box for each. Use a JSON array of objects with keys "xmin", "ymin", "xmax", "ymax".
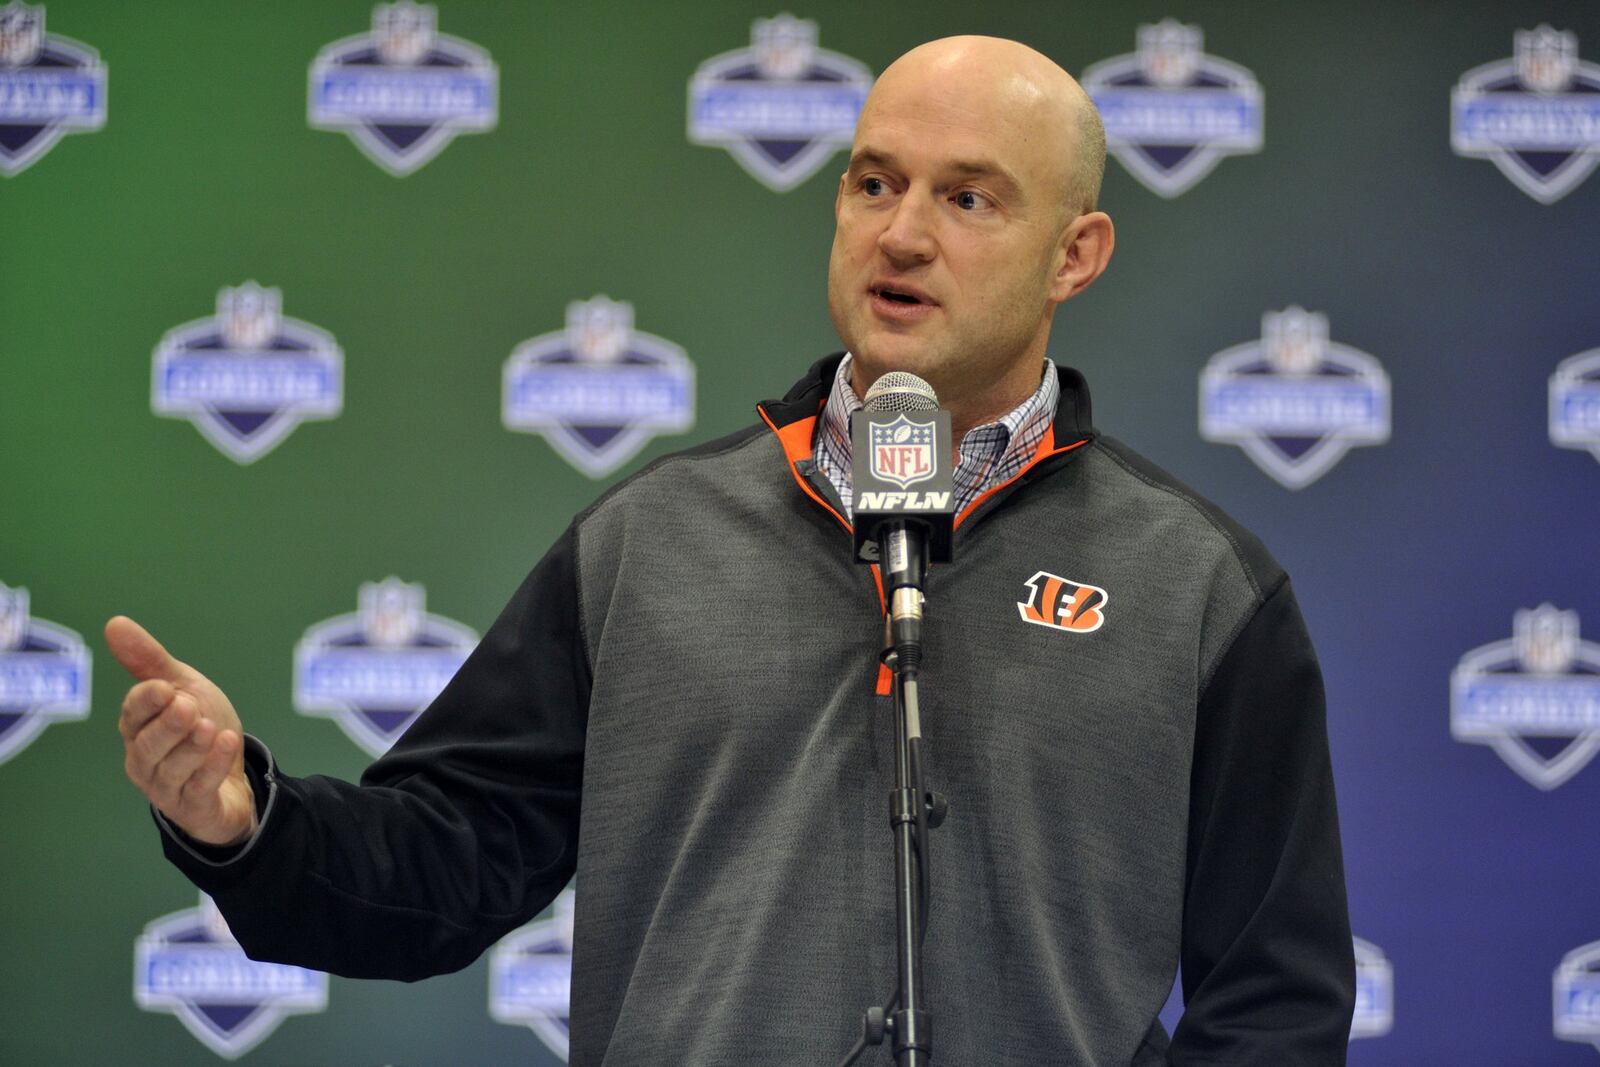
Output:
[
  {"xmin": 850, "ymin": 370, "xmax": 955, "ymax": 565},
  {"xmin": 863, "ymin": 372, "xmax": 938, "ymax": 413}
]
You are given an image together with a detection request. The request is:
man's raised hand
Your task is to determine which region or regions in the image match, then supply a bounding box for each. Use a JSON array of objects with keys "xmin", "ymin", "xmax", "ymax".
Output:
[{"xmin": 106, "ymin": 616, "xmax": 258, "ymax": 847}]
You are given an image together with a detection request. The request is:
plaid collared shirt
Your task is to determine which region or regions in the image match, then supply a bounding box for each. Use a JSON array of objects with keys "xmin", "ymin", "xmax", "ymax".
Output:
[{"xmin": 812, "ymin": 354, "xmax": 1060, "ymax": 519}]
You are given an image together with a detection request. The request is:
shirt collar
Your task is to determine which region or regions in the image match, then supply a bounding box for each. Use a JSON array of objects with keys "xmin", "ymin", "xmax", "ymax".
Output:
[{"xmin": 813, "ymin": 353, "xmax": 1060, "ymax": 517}]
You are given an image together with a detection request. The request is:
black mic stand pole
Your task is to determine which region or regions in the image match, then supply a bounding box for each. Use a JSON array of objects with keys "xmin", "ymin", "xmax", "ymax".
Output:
[
  {"xmin": 878, "ymin": 520, "xmax": 946, "ymax": 1066},
  {"xmin": 839, "ymin": 386, "xmax": 954, "ymax": 1067}
]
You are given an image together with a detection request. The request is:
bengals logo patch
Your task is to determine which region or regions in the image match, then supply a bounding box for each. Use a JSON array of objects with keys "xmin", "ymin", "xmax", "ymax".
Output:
[{"xmin": 1017, "ymin": 571, "xmax": 1108, "ymax": 633}]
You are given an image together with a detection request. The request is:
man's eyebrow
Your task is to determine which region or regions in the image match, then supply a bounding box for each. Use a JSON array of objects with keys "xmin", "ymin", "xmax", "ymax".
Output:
[
  {"xmin": 845, "ymin": 147, "xmax": 898, "ymax": 174},
  {"xmin": 946, "ymin": 159, "xmax": 1023, "ymax": 193},
  {"xmin": 846, "ymin": 148, "xmax": 1024, "ymax": 195}
]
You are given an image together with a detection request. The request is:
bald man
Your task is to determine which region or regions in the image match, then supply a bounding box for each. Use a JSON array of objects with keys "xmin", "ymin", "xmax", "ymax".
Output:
[
  {"xmin": 828, "ymin": 37, "xmax": 1112, "ymax": 444},
  {"xmin": 114, "ymin": 36, "xmax": 1353, "ymax": 1066}
]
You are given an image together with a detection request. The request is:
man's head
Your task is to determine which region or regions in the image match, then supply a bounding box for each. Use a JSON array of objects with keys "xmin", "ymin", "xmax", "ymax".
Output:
[{"xmin": 826, "ymin": 36, "xmax": 1113, "ymax": 434}]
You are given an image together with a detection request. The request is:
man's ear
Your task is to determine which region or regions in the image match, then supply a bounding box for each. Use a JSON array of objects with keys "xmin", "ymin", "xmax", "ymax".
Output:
[
  {"xmin": 834, "ymin": 172, "xmax": 848, "ymax": 220},
  {"xmin": 1049, "ymin": 211, "xmax": 1115, "ymax": 303}
]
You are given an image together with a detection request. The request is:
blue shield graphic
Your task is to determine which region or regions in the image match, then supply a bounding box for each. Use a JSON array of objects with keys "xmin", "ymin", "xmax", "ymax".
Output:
[
  {"xmin": 134, "ymin": 894, "xmax": 327, "ymax": 1059},
  {"xmin": 1199, "ymin": 307, "xmax": 1390, "ymax": 489},
  {"xmin": 0, "ymin": 4, "xmax": 107, "ymax": 176},
  {"xmin": 308, "ymin": 1, "xmax": 497, "ymax": 176},
  {"xmin": 503, "ymin": 295, "xmax": 694, "ymax": 478},
  {"xmin": 1451, "ymin": 604, "xmax": 1600, "ymax": 790},
  {"xmin": 687, "ymin": 14, "xmax": 871, "ymax": 192},
  {"xmin": 0, "ymin": 581, "xmax": 89, "ymax": 766},
  {"xmin": 490, "ymin": 887, "xmax": 577, "ymax": 1061},
  {"xmin": 1350, "ymin": 937, "xmax": 1394, "ymax": 1040},
  {"xmin": 1550, "ymin": 347, "xmax": 1600, "ymax": 463},
  {"xmin": 1557, "ymin": 939, "xmax": 1600, "ymax": 1051},
  {"xmin": 1082, "ymin": 19, "xmax": 1263, "ymax": 198},
  {"xmin": 293, "ymin": 577, "xmax": 478, "ymax": 757},
  {"xmin": 151, "ymin": 283, "xmax": 343, "ymax": 464},
  {"xmin": 1451, "ymin": 26, "xmax": 1600, "ymax": 204}
]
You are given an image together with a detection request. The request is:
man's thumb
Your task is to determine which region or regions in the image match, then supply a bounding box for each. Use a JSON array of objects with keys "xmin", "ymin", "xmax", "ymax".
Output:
[{"xmin": 105, "ymin": 616, "xmax": 188, "ymax": 683}]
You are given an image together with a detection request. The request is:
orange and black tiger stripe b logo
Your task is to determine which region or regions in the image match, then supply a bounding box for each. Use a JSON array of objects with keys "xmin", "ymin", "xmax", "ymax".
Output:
[{"xmin": 1016, "ymin": 571, "xmax": 1108, "ymax": 633}]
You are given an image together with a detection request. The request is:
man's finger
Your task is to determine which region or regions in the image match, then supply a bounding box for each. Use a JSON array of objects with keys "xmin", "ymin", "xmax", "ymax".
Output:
[
  {"xmin": 128, "ymin": 693, "xmax": 201, "ymax": 781},
  {"xmin": 105, "ymin": 616, "xmax": 190, "ymax": 684},
  {"xmin": 119, "ymin": 678, "xmax": 176, "ymax": 739},
  {"xmin": 150, "ymin": 725, "xmax": 218, "ymax": 800},
  {"xmin": 180, "ymin": 729, "xmax": 241, "ymax": 807}
]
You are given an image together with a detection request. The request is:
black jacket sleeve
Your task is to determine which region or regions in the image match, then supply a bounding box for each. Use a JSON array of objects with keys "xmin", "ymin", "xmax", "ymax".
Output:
[
  {"xmin": 158, "ymin": 523, "xmax": 589, "ymax": 981},
  {"xmin": 1169, "ymin": 577, "xmax": 1355, "ymax": 1064}
]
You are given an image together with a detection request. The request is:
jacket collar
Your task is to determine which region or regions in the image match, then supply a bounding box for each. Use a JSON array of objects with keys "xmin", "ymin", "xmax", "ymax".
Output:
[{"xmin": 757, "ymin": 352, "xmax": 1097, "ymax": 449}]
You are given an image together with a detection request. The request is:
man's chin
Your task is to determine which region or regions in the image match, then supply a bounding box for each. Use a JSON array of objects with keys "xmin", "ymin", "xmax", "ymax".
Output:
[{"xmin": 848, "ymin": 346, "xmax": 948, "ymax": 395}]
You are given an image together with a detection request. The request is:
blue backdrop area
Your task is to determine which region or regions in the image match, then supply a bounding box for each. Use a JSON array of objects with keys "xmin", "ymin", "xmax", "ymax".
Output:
[{"xmin": 2, "ymin": 2, "xmax": 1598, "ymax": 1063}]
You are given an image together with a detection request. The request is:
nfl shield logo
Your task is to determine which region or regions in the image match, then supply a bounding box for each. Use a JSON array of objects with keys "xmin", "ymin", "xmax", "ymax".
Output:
[
  {"xmin": 308, "ymin": 1, "xmax": 497, "ymax": 176},
  {"xmin": 1550, "ymin": 347, "xmax": 1600, "ymax": 463},
  {"xmin": 869, "ymin": 414, "xmax": 937, "ymax": 489},
  {"xmin": 502, "ymin": 296, "xmax": 695, "ymax": 478},
  {"xmin": 0, "ymin": 580, "xmax": 90, "ymax": 766},
  {"xmin": 134, "ymin": 894, "xmax": 327, "ymax": 1059},
  {"xmin": 0, "ymin": 2, "xmax": 107, "ymax": 176},
  {"xmin": 293, "ymin": 577, "xmax": 478, "ymax": 757},
  {"xmin": 1199, "ymin": 307, "xmax": 1390, "ymax": 489},
  {"xmin": 1450, "ymin": 604, "xmax": 1600, "ymax": 790},
  {"xmin": 687, "ymin": 14, "xmax": 872, "ymax": 192},
  {"xmin": 1451, "ymin": 26, "xmax": 1600, "ymax": 204},
  {"xmin": 1081, "ymin": 20, "xmax": 1264, "ymax": 198},
  {"xmin": 1556, "ymin": 939, "xmax": 1600, "ymax": 1051},
  {"xmin": 1350, "ymin": 937, "xmax": 1394, "ymax": 1040},
  {"xmin": 151, "ymin": 283, "xmax": 343, "ymax": 464},
  {"xmin": 490, "ymin": 887, "xmax": 577, "ymax": 1061}
]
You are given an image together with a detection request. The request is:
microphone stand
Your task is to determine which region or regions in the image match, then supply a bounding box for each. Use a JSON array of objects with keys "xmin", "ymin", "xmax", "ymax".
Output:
[{"xmin": 841, "ymin": 521, "xmax": 948, "ymax": 1067}]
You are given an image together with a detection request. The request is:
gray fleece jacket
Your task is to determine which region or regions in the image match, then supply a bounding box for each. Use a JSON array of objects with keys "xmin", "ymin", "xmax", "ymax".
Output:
[{"xmin": 164, "ymin": 355, "xmax": 1355, "ymax": 1065}]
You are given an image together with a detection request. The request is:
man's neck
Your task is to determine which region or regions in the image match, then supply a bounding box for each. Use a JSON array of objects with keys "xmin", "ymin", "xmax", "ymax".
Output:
[{"xmin": 849, "ymin": 358, "xmax": 1050, "ymax": 452}]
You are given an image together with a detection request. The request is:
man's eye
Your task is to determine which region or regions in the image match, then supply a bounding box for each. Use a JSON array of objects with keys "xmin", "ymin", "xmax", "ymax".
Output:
[
  {"xmin": 954, "ymin": 190, "xmax": 991, "ymax": 211},
  {"xmin": 862, "ymin": 177, "xmax": 887, "ymax": 196}
]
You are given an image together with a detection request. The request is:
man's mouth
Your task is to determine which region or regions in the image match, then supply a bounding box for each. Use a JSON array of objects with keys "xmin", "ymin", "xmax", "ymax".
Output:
[{"xmin": 873, "ymin": 286, "xmax": 931, "ymax": 306}]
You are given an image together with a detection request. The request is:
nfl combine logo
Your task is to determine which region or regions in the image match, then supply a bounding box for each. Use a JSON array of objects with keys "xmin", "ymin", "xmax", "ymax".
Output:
[
  {"xmin": 134, "ymin": 894, "xmax": 327, "ymax": 1060},
  {"xmin": 1081, "ymin": 20, "xmax": 1263, "ymax": 198},
  {"xmin": 1350, "ymin": 937, "xmax": 1394, "ymax": 1040},
  {"xmin": 503, "ymin": 295, "xmax": 695, "ymax": 478},
  {"xmin": 1556, "ymin": 940, "xmax": 1600, "ymax": 1052},
  {"xmin": 869, "ymin": 415, "xmax": 936, "ymax": 489},
  {"xmin": 294, "ymin": 577, "xmax": 478, "ymax": 757},
  {"xmin": 1550, "ymin": 347, "xmax": 1600, "ymax": 462},
  {"xmin": 490, "ymin": 887, "xmax": 577, "ymax": 1062},
  {"xmin": 1451, "ymin": 604, "xmax": 1600, "ymax": 790},
  {"xmin": 688, "ymin": 14, "xmax": 872, "ymax": 192},
  {"xmin": 0, "ymin": 581, "xmax": 89, "ymax": 766},
  {"xmin": 1199, "ymin": 307, "xmax": 1390, "ymax": 489},
  {"xmin": 1452, "ymin": 26, "xmax": 1600, "ymax": 204},
  {"xmin": 0, "ymin": 2, "xmax": 106, "ymax": 176},
  {"xmin": 151, "ymin": 283, "xmax": 343, "ymax": 464},
  {"xmin": 309, "ymin": 1, "xmax": 497, "ymax": 176}
]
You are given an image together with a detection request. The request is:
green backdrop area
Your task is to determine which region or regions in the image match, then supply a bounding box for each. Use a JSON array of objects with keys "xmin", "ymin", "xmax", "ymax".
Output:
[{"xmin": 4, "ymin": 2, "xmax": 1599, "ymax": 1064}]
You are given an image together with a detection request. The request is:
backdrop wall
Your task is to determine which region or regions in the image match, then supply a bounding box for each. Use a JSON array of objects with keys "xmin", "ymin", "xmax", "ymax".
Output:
[{"xmin": 3, "ymin": 1, "xmax": 1598, "ymax": 1063}]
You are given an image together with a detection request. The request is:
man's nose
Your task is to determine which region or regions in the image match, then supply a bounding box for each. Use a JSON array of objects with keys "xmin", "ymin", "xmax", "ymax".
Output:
[{"xmin": 876, "ymin": 191, "xmax": 937, "ymax": 264}]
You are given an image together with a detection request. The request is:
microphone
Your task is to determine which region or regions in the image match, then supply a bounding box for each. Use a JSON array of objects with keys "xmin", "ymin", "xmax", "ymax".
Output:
[{"xmin": 850, "ymin": 372, "xmax": 956, "ymax": 676}]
